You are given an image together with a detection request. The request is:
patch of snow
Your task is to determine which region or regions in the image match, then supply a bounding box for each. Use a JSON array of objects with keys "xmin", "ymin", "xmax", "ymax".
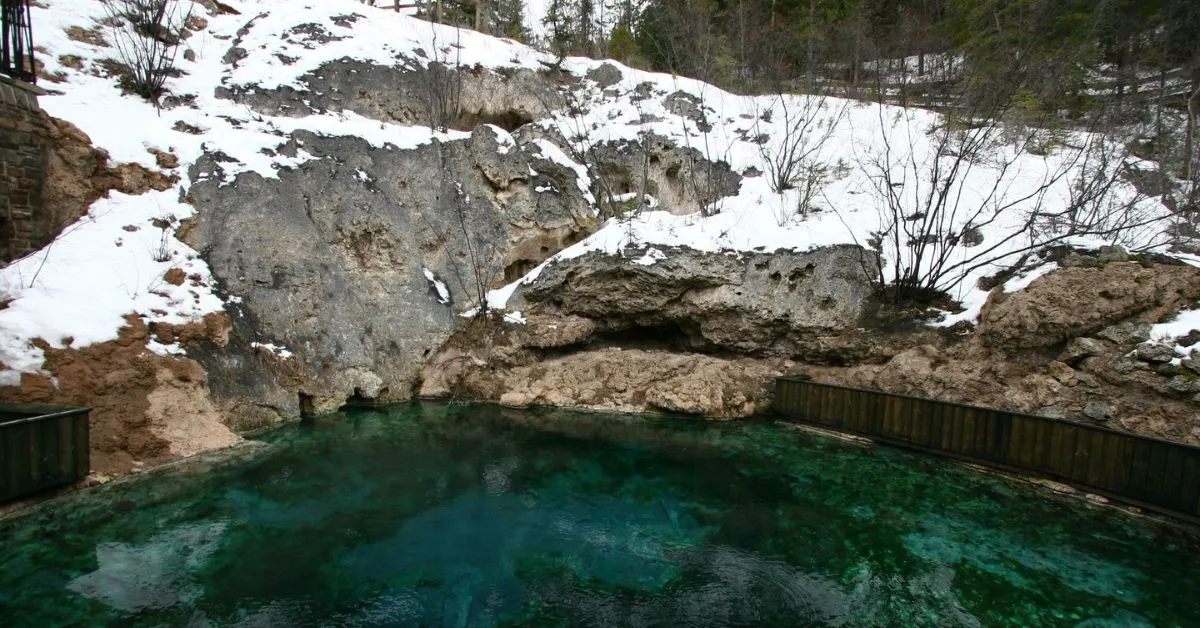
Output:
[
  {"xmin": 1150, "ymin": 309, "xmax": 1200, "ymax": 358},
  {"xmin": 250, "ymin": 342, "xmax": 294, "ymax": 360},
  {"xmin": 490, "ymin": 125, "xmax": 517, "ymax": 154},
  {"xmin": 503, "ymin": 311, "xmax": 527, "ymax": 325},
  {"xmin": 422, "ymin": 268, "xmax": 451, "ymax": 304},
  {"xmin": 0, "ymin": 190, "xmax": 223, "ymax": 373},
  {"xmin": 632, "ymin": 248, "xmax": 667, "ymax": 266},
  {"xmin": 529, "ymin": 139, "xmax": 596, "ymax": 204},
  {"xmin": 1003, "ymin": 263, "xmax": 1060, "ymax": 293},
  {"xmin": 147, "ymin": 339, "xmax": 186, "ymax": 356}
]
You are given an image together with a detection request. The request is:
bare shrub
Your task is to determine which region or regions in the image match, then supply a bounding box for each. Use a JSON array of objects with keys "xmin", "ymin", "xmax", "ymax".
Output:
[
  {"xmin": 409, "ymin": 23, "xmax": 462, "ymax": 131},
  {"xmin": 855, "ymin": 102, "xmax": 1166, "ymax": 304},
  {"xmin": 102, "ymin": 0, "xmax": 193, "ymax": 101}
]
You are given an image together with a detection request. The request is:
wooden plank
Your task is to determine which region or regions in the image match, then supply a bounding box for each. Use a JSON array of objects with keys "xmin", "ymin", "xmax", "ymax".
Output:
[
  {"xmin": 1161, "ymin": 447, "xmax": 1187, "ymax": 512},
  {"xmin": 1127, "ymin": 439, "xmax": 1154, "ymax": 496},
  {"xmin": 1008, "ymin": 414, "xmax": 1030, "ymax": 467},
  {"xmin": 821, "ymin": 385, "xmax": 835, "ymax": 426},
  {"xmin": 979, "ymin": 410, "xmax": 998, "ymax": 460},
  {"xmin": 835, "ymin": 388, "xmax": 852, "ymax": 430},
  {"xmin": 57, "ymin": 413, "xmax": 73, "ymax": 480},
  {"xmin": 867, "ymin": 392, "xmax": 884, "ymax": 435},
  {"xmin": 897, "ymin": 398, "xmax": 912, "ymax": 441},
  {"xmin": 1030, "ymin": 417, "xmax": 1052, "ymax": 474},
  {"xmin": 1107, "ymin": 433, "xmax": 1135, "ymax": 495},
  {"xmin": 1145, "ymin": 439, "xmax": 1169, "ymax": 502},
  {"xmin": 914, "ymin": 399, "xmax": 931, "ymax": 447},
  {"xmin": 77, "ymin": 412, "xmax": 91, "ymax": 479},
  {"xmin": 1176, "ymin": 451, "xmax": 1200, "ymax": 518},
  {"xmin": 1086, "ymin": 431, "xmax": 1113, "ymax": 490},
  {"xmin": 966, "ymin": 409, "xmax": 987, "ymax": 460},
  {"xmin": 938, "ymin": 403, "xmax": 955, "ymax": 452},
  {"xmin": 1069, "ymin": 428, "xmax": 1094, "ymax": 485},
  {"xmin": 922, "ymin": 402, "xmax": 942, "ymax": 449},
  {"xmin": 1, "ymin": 426, "xmax": 14, "ymax": 501},
  {"xmin": 851, "ymin": 388, "xmax": 866, "ymax": 433},
  {"xmin": 882, "ymin": 395, "xmax": 897, "ymax": 439},
  {"xmin": 1020, "ymin": 415, "xmax": 1042, "ymax": 469},
  {"xmin": 948, "ymin": 405, "xmax": 964, "ymax": 452}
]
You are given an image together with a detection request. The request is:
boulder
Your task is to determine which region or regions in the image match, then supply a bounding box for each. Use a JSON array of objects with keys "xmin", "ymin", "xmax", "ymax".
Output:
[
  {"xmin": 222, "ymin": 58, "xmax": 557, "ymax": 134},
  {"xmin": 1059, "ymin": 337, "xmax": 1109, "ymax": 364},
  {"xmin": 1097, "ymin": 322, "xmax": 1153, "ymax": 346},
  {"xmin": 521, "ymin": 244, "xmax": 878, "ymax": 357},
  {"xmin": 1134, "ymin": 343, "xmax": 1179, "ymax": 364},
  {"xmin": 1082, "ymin": 398, "xmax": 1113, "ymax": 421},
  {"xmin": 978, "ymin": 264, "xmax": 1200, "ymax": 350},
  {"xmin": 488, "ymin": 348, "xmax": 781, "ymax": 418}
]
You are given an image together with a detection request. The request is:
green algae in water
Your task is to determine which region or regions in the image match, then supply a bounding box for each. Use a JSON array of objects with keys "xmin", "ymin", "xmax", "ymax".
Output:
[{"xmin": 1, "ymin": 403, "xmax": 1197, "ymax": 627}]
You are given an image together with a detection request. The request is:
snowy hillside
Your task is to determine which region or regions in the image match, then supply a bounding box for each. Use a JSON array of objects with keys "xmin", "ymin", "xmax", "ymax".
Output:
[{"xmin": 0, "ymin": 0, "xmax": 1179, "ymax": 383}]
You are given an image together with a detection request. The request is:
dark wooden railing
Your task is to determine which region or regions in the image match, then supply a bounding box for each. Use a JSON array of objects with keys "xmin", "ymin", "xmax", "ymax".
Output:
[
  {"xmin": 1, "ymin": 0, "xmax": 35, "ymax": 84},
  {"xmin": 1, "ymin": 403, "xmax": 89, "ymax": 502},
  {"xmin": 775, "ymin": 376, "xmax": 1200, "ymax": 522}
]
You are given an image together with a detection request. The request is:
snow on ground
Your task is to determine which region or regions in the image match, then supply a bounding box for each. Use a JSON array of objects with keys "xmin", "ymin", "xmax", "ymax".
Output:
[
  {"xmin": 0, "ymin": 0, "xmax": 1186, "ymax": 381},
  {"xmin": 488, "ymin": 59, "xmax": 1172, "ymax": 323}
]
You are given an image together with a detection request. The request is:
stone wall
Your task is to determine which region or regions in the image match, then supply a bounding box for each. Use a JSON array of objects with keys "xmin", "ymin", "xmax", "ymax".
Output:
[{"xmin": 0, "ymin": 74, "xmax": 49, "ymax": 263}]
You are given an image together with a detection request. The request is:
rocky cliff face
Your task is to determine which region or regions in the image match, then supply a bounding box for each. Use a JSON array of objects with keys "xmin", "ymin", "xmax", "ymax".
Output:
[
  {"xmin": 184, "ymin": 124, "xmax": 595, "ymax": 414},
  {"xmin": 180, "ymin": 47, "xmax": 749, "ymax": 419},
  {"xmin": 420, "ymin": 244, "xmax": 883, "ymax": 417},
  {"xmin": 421, "ymin": 245, "xmax": 1200, "ymax": 445}
]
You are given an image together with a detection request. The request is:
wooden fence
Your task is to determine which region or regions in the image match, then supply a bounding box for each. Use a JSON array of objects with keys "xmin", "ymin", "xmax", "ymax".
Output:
[
  {"xmin": 0, "ymin": 403, "xmax": 89, "ymax": 503},
  {"xmin": 775, "ymin": 376, "xmax": 1200, "ymax": 521}
]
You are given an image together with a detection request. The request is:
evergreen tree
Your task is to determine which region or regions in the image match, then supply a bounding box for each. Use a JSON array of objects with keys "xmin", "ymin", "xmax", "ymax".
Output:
[{"xmin": 495, "ymin": 0, "xmax": 530, "ymax": 40}]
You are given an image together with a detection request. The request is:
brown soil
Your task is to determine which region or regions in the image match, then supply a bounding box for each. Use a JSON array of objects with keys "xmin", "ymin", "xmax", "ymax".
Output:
[{"xmin": 0, "ymin": 314, "xmax": 240, "ymax": 476}]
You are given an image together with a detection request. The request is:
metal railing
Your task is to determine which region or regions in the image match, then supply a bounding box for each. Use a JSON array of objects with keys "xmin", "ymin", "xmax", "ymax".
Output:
[{"xmin": 1, "ymin": 0, "xmax": 35, "ymax": 84}]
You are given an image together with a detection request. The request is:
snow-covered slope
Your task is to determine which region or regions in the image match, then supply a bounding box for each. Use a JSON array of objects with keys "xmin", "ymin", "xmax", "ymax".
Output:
[{"xmin": 0, "ymin": 0, "xmax": 1177, "ymax": 383}]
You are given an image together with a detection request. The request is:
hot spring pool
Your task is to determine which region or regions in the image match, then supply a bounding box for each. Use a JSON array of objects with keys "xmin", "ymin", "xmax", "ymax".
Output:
[{"xmin": 1, "ymin": 402, "xmax": 1197, "ymax": 626}]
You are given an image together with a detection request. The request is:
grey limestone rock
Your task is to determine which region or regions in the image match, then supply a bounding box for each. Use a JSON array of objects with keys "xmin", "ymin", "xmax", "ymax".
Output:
[
  {"xmin": 1082, "ymin": 398, "xmax": 1112, "ymax": 421},
  {"xmin": 1134, "ymin": 343, "xmax": 1179, "ymax": 364},
  {"xmin": 521, "ymin": 244, "xmax": 878, "ymax": 357},
  {"xmin": 185, "ymin": 125, "xmax": 594, "ymax": 414}
]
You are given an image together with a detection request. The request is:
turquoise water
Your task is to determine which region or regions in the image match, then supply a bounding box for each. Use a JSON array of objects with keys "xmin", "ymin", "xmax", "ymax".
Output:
[{"xmin": 1, "ymin": 402, "xmax": 1197, "ymax": 627}]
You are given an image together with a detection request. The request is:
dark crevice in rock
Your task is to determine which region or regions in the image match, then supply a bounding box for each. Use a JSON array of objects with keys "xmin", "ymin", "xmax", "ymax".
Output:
[
  {"xmin": 298, "ymin": 393, "xmax": 316, "ymax": 417},
  {"xmin": 340, "ymin": 386, "xmax": 384, "ymax": 410},
  {"xmin": 456, "ymin": 109, "xmax": 533, "ymax": 133}
]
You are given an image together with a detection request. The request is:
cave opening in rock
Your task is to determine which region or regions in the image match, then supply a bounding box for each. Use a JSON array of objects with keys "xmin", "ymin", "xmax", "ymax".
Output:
[
  {"xmin": 456, "ymin": 110, "xmax": 534, "ymax": 133},
  {"xmin": 298, "ymin": 393, "xmax": 315, "ymax": 417},
  {"xmin": 592, "ymin": 322, "xmax": 705, "ymax": 353},
  {"xmin": 504, "ymin": 258, "xmax": 539, "ymax": 283},
  {"xmin": 341, "ymin": 387, "xmax": 382, "ymax": 410}
]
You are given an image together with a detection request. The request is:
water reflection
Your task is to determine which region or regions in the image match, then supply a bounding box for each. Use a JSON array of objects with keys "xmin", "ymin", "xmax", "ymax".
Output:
[{"xmin": 68, "ymin": 521, "xmax": 228, "ymax": 613}]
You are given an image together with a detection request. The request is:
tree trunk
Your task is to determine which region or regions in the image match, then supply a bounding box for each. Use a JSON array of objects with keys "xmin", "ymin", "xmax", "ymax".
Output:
[{"xmin": 1187, "ymin": 82, "xmax": 1200, "ymax": 183}]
